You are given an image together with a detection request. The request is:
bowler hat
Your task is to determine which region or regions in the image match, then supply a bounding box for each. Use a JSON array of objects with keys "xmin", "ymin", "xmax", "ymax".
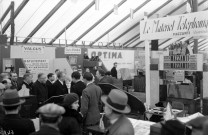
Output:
[
  {"xmin": 101, "ymin": 89, "xmax": 131, "ymax": 113},
  {"xmin": 63, "ymin": 93, "xmax": 79, "ymax": 106},
  {"xmin": 0, "ymin": 89, "xmax": 25, "ymax": 106}
]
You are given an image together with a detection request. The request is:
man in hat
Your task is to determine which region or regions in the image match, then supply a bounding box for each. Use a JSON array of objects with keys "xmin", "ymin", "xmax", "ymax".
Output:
[
  {"xmin": 101, "ymin": 89, "xmax": 134, "ymax": 135},
  {"xmin": 81, "ymin": 72, "xmax": 102, "ymax": 127},
  {"xmin": 111, "ymin": 62, "xmax": 118, "ymax": 79},
  {"xmin": 30, "ymin": 103, "xmax": 65, "ymax": 135},
  {"xmin": 0, "ymin": 89, "xmax": 35, "ymax": 135},
  {"xmin": 96, "ymin": 69, "xmax": 114, "ymax": 84}
]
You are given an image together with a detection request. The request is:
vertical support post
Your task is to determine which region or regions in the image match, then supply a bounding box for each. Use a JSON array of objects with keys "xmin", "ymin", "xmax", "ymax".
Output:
[
  {"xmin": 192, "ymin": 0, "xmax": 198, "ymax": 54},
  {"xmin": 145, "ymin": 39, "xmax": 151, "ymax": 106},
  {"xmin": 10, "ymin": 1, "xmax": 15, "ymax": 45}
]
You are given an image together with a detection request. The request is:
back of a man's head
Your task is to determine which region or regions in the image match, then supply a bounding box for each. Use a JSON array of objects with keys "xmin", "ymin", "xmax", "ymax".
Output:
[
  {"xmin": 71, "ymin": 71, "xmax": 81, "ymax": 80},
  {"xmin": 98, "ymin": 69, "xmax": 105, "ymax": 77},
  {"xmin": 83, "ymin": 72, "xmax": 93, "ymax": 81},
  {"xmin": 57, "ymin": 71, "xmax": 64, "ymax": 79}
]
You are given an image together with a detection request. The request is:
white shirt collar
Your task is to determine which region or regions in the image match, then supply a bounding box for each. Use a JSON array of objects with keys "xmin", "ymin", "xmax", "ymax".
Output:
[
  {"xmin": 86, "ymin": 81, "xmax": 93, "ymax": 86},
  {"xmin": 58, "ymin": 80, "xmax": 63, "ymax": 85},
  {"xmin": 110, "ymin": 117, "xmax": 119, "ymax": 124}
]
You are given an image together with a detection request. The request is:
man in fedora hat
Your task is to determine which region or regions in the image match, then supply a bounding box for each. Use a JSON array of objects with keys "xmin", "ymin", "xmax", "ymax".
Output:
[
  {"xmin": 101, "ymin": 89, "xmax": 134, "ymax": 135},
  {"xmin": 0, "ymin": 89, "xmax": 35, "ymax": 135},
  {"xmin": 30, "ymin": 103, "xmax": 65, "ymax": 135}
]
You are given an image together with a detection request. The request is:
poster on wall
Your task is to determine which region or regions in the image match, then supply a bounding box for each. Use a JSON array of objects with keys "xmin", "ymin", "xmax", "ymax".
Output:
[
  {"xmin": 174, "ymin": 70, "xmax": 184, "ymax": 82},
  {"xmin": 134, "ymin": 50, "xmax": 145, "ymax": 73},
  {"xmin": 65, "ymin": 47, "xmax": 81, "ymax": 54},
  {"xmin": 19, "ymin": 68, "xmax": 26, "ymax": 77},
  {"xmin": 23, "ymin": 59, "xmax": 49, "ymax": 71},
  {"xmin": 21, "ymin": 46, "xmax": 45, "ymax": 54},
  {"xmin": 2, "ymin": 59, "xmax": 15, "ymax": 72},
  {"xmin": 87, "ymin": 49, "xmax": 135, "ymax": 71},
  {"xmin": 68, "ymin": 56, "xmax": 77, "ymax": 65}
]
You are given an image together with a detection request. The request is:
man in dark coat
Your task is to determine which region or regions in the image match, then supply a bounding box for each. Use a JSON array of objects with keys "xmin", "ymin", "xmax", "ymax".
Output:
[
  {"xmin": 101, "ymin": 89, "xmax": 134, "ymax": 135},
  {"xmin": 31, "ymin": 73, "xmax": 48, "ymax": 106},
  {"xmin": 10, "ymin": 72, "xmax": 19, "ymax": 90},
  {"xmin": 80, "ymin": 72, "xmax": 102, "ymax": 127},
  {"xmin": 18, "ymin": 73, "xmax": 33, "ymax": 91},
  {"xmin": 71, "ymin": 71, "xmax": 86, "ymax": 111},
  {"xmin": 30, "ymin": 103, "xmax": 65, "ymax": 135},
  {"xmin": 0, "ymin": 89, "xmax": 35, "ymax": 135},
  {"xmin": 96, "ymin": 69, "xmax": 114, "ymax": 84},
  {"xmin": 46, "ymin": 73, "xmax": 55, "ymax": 98},
  {"xmin": 52, "ymin": 71, "xmax": 68, "ymax": 96},
  {"xmin": 111, "ymin": 62, "xmax": 118, "ymax": 79}
]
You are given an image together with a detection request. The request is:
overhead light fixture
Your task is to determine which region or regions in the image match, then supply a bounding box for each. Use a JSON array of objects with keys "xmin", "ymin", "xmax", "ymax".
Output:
[
  {"xmin": 114, "ymin": 4, "xmax": 118, "ymax": 15},
  {"xmin": 130, "ymin": 8, "xmax": 134, "ymax": 19},
  {"xmin": 95, "ymin": 0, "xmax": 99, "ymax": 10}
]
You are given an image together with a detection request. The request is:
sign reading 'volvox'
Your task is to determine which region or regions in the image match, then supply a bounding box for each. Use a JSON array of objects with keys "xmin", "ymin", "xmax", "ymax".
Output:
[{"xmin": 140, "ymin": 10, "xmax": 208, "ymax": 40}]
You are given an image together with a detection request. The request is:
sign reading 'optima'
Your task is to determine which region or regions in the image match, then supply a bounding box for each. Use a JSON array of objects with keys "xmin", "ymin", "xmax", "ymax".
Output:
[{"xmin": 140, "ymin": 10, "xmax": 208, "ymax": 40}]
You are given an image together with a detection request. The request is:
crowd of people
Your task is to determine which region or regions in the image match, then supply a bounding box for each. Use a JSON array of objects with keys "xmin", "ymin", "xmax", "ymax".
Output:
[
  {"xmin": 0, "ymin": 65, "xmax": 137, "ymax": 135},
  {"xmin": 0, "ymin": 65, "xmax": 207, "ymax": 135}
]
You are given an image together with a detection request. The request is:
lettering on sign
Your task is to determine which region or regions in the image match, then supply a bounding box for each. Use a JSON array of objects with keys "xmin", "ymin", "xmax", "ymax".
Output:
[
  {"xmin": 22, "ymin": 46, "xmax": 44, "ymax": 54},
  {"xmin": 65, "ymin": 47, "xmax": 81, "ymax": 54},
  {"xmin": 91, "ymin": 51, "xmax": 122, "ymax": 59},
  {"xmin": 140, "ymin": 10, "xmax": 208, "ymax": 40}
]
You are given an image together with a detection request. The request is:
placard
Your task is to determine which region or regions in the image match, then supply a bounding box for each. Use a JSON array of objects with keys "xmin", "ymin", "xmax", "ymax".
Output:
[
  {"xmin": 23, "ymin": 59, "xmax": 49, "ymax": 71},
  {"xmin": 161, "ymin": 54, "xmax": 203, "ymax": 71},
  {"xmin": 22, "ymin": 46, "xmax": 45, "ymax": 54},
  {"xmin": 140, "ymin": 10, "xmax": 208, "ymax": 40},
  {"xmin": 174, "ymin": 70, "xmax": 184, "ymax": 82},
  {"xmin": 65, "ymin": 47, "xmax": 81, "ymax": 54},
  {"xmin": 19, "ymin": 68, "xmax": 26, "ymax": 77}
]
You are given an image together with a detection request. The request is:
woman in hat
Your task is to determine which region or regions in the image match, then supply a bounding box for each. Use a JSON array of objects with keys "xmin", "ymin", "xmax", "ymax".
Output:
[{"xmin": 59, "ymin": 93, "xmax": 83, "ymax": 135}]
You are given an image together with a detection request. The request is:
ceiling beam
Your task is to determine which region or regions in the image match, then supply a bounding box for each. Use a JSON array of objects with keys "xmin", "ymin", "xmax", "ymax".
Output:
[
  {"xmin": 199, "ymin": 42, "xmax": 208, "ymax": 50},
  {"xmin": 0, "ymin": 3, "xmax": 12, "ymax": 23},
  {"xmin": 125, "ymin": 37, "xmax": 141, "ymax": 47},
  {"xmin": 88, "ymin": 0, "xmax": 151, "ymax": 47},
  {"xmin": 70, "ymin": 0, "xmax": 127, "ymax": 46},
  {"xmin": 198, "ymin": 40, "xmax": 208, "ymax": 49},
  {"xmin": 109, "ymin": 0, "xmax": 172, "ymax": 46},
  {"xmin": 2, "ymin": 0, "xmax": 29, "ymax": 34},
  {"xmin": 48, "ymin": 0, "xmax": 95, "ymax": 45},
  {"xmin": 22, "ymin": 0, "xmax": 66, "ymax": 43},
  {"xmin": 123, "ymin": 33, "xmax": 140, "ymax": 47}
]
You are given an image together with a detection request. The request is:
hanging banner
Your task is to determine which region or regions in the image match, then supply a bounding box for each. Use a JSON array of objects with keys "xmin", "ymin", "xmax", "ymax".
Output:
[
  {"xmin": 65, "ymin": 47, "xmax": 81, "ymax": 54},
  {"xmin": 23, "ymin": 59, "xmax": 49, "ymax": 71},
  {"xmin": 87, "ymin": 49, "xmax": 135, "ymax": 71},
  {"xmin": 161, "ymin": 54, "xmax": 203, "ymax": 71},
  {"xmin": 140, "ymin": 10, "xmax": 208, "ymax": 40},
  {"xmin": 21, "ymin": 46, "xmax": 45, "ymax": 54}
]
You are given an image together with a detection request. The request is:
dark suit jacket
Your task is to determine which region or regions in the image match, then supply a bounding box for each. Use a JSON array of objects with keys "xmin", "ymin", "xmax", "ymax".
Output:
[
  {"xmin": 46, "ymin": 80, "xmax": 53, "ymax": 98},
  {"xmin": 80, "ymin": 83, "xmax": 102, "ymax": 126},
  {"xmin": 19, "ymin": 81, "xmax": 33, "ymax": 91},
  {"xmin": 107, "ymin": 115, "xmax": 134, "ymax": 135},
  {"xmin": 31, "ymin": 80, "xmax": 48, "ymax": 104},
  {"xmin": 0, "ymin": 114, "xmax": 35, "ymax": 135},
  {"xmin": 30, "ymin": 125, "xmax": 61, "ymax": 135},
  {"xmin": 52, "ymin": 80, "xmax": 68, "ymax": 96},
  {"xmin": 11, "ymin": 80, "xmax": 20, "ymax": 90},
  {"xmin": 111, "ymin": 67, "xmax": 117, "ymax": 79},
  {"xmin": 71, "ymin": 81, "xmax": 86, "ymax": 111}
]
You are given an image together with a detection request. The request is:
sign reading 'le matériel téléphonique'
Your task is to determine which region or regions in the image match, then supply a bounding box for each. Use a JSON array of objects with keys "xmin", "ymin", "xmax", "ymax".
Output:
[
  {"xmin": 163, "ymin": 54, "xmax": 203, "ymax": 71},
  {"xmin": 140, "ymin": 10, "xmax": 208, "ymax": 40}
]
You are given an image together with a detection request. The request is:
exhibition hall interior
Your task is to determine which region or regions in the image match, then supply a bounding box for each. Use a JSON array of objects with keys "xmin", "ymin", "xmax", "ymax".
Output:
[{"xmin": 1, "ymin": 0, "xmax": 208, "ymax": 135}]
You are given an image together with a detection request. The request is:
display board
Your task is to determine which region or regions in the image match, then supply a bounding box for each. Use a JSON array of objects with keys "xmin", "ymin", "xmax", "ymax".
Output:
[
  {"xmin": 140, "ymin": 10, "xmax": 208, "ymax": 40},
  {"xmin": 88, "ymin": 49, "xmax": 135, "ymax": 71}
]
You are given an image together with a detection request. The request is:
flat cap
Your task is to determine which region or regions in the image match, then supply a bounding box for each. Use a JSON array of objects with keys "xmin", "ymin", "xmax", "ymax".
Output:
[{"xmin": 37, "ymin": 103, "xmax": 65, "ymax": 117}]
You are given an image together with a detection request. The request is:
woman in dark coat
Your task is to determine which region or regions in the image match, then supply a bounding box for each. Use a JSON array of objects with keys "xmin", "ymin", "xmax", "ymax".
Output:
[{"xmin": 59, "ymin": 93, "xmax": 83, "ymax": 135}]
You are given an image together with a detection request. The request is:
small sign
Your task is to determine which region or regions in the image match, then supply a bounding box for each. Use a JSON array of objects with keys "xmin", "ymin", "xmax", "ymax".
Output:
[
  {"xmin": 22, "ymin": 46, "xmax": 45, "ymax": 54},
  {"xmin": 65, "ymin": 47, "xmax": 81, "ymax": 54},
  {"xmin": 19, "ymin": 68, "xmax": 26, "ymax": 77},
  {"xmin": 23, "ymin": 59, "xmax": 49, "ymax": 71}
]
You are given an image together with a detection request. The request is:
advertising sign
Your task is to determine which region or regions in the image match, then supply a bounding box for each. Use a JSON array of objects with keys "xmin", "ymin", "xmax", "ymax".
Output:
[
  {"xmin": 22, "ymin": 46, "xmax": 45, "ymax": 54},
  {"xmin": 162, "ymin": 54, "xmax": 203, "ymax": 71},
  {"xmin": 65, "ymin": 47, "xmax": 81, "ymax": 54},
  {"xmin": 87, "ymin": 49, "xmax": 135, "ymax": 71},
  {"xmin": 23, "ymin": 59, "xmax": 49, "ymax": 71},
  {"xmin": 140, "ymin": 10, "xmax": 208, "ymax": 40}
]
